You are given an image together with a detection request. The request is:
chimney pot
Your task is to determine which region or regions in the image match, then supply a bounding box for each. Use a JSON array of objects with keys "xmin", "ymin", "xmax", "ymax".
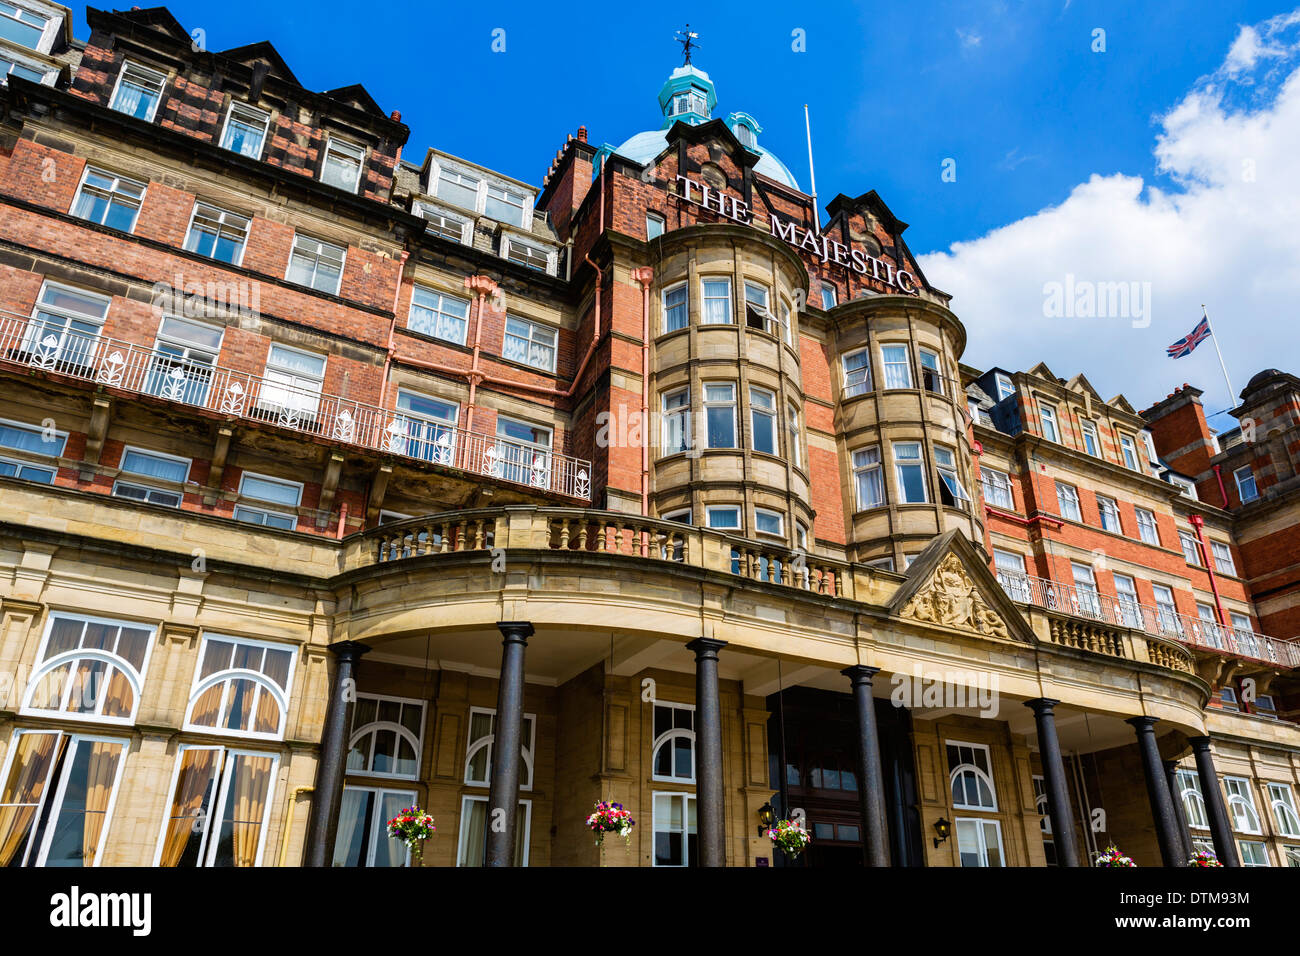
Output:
[
  {"xmin": 578, "ymin": 125, "xmax": 588, "ymax": 142},
  {"xmin": 390, "ymin": 110, "xmax": 402, "ymax": 122}
]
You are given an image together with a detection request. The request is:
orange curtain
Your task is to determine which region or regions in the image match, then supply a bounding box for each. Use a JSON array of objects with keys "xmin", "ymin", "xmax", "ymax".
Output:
[
  {"xmin": 101, "ymin": 668, "xmax": 133, "ymax": 719},
  {"xmin": 159, "ymin": 749, "xmax": 218, "ymax": 867},
  {"xmin": 0, "ymin": 733, "xmax": 61, "ymax": 866},
  {"xmin": 229, "ymin": 755, "xmax": 272, "ymax": 867},
  {"xmin": 79, "ymin": 741, "xmax": 123, "ymax": 865},
  {"xmin": 253, "ymin": 687, "xmax": 281, "ymax": 736},
  {"xmin": 225, "ymin": 680, "xmax": 254, "ymax": 732},
  {"xmin": 189, "ymin": 684, "xmax": 223, "ymax": 728}
]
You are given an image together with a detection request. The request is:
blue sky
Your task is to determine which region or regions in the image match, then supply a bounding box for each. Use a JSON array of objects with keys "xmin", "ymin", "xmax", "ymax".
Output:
[{"xmin": 81, "ymin": 2, "xmax": 1300, "ymax": 419}]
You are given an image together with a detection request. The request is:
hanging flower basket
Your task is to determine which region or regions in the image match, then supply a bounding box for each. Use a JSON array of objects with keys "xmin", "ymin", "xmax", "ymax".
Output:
[
  {"xmin": 386, "ymin": 806, "xmax": 436, "ymax": 866},
  {"xmin": 768, "ymin": 819, "xmax": 812, "ymax": 861},
  {"xmin": 586, "ymin": 801, "xmax": 635, "ymax": 846},
  {"xmin": 1094, "ymin": 844, "xmax": 1136, "ymax": 867},
  {"xmin": 1188, "ymin": 849, "xmax": 1223, "ymax": 867}
]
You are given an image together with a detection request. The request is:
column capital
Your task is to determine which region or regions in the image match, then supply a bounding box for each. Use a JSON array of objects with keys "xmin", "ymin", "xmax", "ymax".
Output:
[
  {"xmin": 1025, "ymin": 697, "xmax": 1061, "ymax": 715},
  {"xmin": 841, "ymin": 665, "xmax": 881, "ymax": 685},
  {"xmin": 686, "ymin": 636, "xmax": 727, "ymax": 660},
  {"xmin": 498, "ymin": 621, "xmax": 534, "ymax": 643},
  {"xmin": 328, "ymin": 641, "xmax": 371, "ymax": 664},
  {"xmin": 1125, "ymin": 715, "xmax": 1160, "ymax": 732},
  {"xmin": 1187, "ymin": 735, "xmax": 1213, "ymax": 753}
]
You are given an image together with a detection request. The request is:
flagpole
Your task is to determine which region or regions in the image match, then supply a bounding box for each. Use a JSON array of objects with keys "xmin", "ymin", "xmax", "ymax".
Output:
[{"xmin": 1201, "ymin": 304, "xmax": 1237, "ymax": 409}]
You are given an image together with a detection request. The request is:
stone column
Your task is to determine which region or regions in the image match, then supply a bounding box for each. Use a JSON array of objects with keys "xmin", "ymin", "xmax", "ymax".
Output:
[
  {"xmin": 1026, "ymin": 699, "xmax": 1081, "ymax": 867},
  {"xmin": 1126, "ymin": 716, "xmax": 1186, "ymax": 867},
  {"xmin": 687, "ymin": 637, "xmax": 727, "ymax": 867},
  {"xmin": 1189, "ymin": 736, "xmax": 1240, "ymax": 867},
  {"xmin": 1164, "ymin": 759, "xmax": 1194, "ymax": 861},
  {"xmin": 842, "ymin": 666, "xmax": 889, "ymax": 866},
  {"xmin": 485, "ymin": 621, "xmax": 533, "ymax": 866},
  {"xmin": 303, "ymin": 640, "xmax": 369, "ymax": 867}
]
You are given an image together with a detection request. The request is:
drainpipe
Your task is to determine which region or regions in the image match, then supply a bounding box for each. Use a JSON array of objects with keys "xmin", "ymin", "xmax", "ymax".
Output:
[
  {"xmin": 632, "ymin": 266, "xmax": 654, "ymax": 515},
  {"xmin": 335, "ymin": 500, "xmax": 348, "ymax": 539},
  {"xmin": 1189, "ymin": 514, "xmax": 1227, "ymax": 626},
  {"xmin": 377, "ymin": 251, "xmax": 411, "ymax": 409},
  {"xmin": 463, "ymin": 276, "xmax": 498, "ymax": 434},
  {"xmin": 277, "ymin": 786, "xmax": 314, "ymax": 867},
  {"xmin": 1212, "ymin": 464, "xmax": 1229, "ymax": 508}
]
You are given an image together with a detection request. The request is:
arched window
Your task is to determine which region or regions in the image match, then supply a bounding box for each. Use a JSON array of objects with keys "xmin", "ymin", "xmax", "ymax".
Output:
[
  {"xmin": 22, "ymin": 614, "xmax": 155, "ymax": 724},
  {"xmin": 464, "ymin": 707, "xmax": 535, "ymax": 789},
  {"xmin": 347, "ymin": 694, "xmax": 425, "ymax": 780},
  {"xmin": 652, "ymin": 702, "xmax": 695, "ymax": 782},
  {"xmin": 1176, "ymin": 769, "xmax": 1209, "ymax": 829},
  {"xmin": 947, "ymin": 741, "xmax": 997, "ymax": 811},
  {"xmin": 184, "ymin": 635, "xmax": 296, "ymax": 740},
  {"xmin": 1268, "ymin": 783, "xmax": 1300, "ymax": 838},
  {"xmin": 733, "ymin": 123, "xmax": 756, "ymax": 148},
  {"xmin": 1224, "ymin": 777, "xmax": 1261, "ymax": 834}
]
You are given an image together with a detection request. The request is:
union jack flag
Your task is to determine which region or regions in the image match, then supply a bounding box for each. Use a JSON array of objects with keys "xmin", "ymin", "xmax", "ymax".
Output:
[{"xmin": 1167, "ymin": 316, "xmax": 1211, "ymax": 358}]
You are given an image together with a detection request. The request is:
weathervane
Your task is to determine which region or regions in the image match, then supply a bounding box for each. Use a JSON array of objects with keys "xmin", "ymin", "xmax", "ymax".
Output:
[{"xmin": 675, "ymin": 24, "xmax": 700, "ymax": 65}]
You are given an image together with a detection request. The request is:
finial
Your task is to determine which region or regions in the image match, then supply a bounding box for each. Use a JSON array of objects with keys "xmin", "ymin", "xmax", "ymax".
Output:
[{"xmin": 674, "ymin": 24, "xmax": 700, "ymax": 65}]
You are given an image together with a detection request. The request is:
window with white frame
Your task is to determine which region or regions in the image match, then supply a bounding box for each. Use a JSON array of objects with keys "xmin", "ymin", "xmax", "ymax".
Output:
[
  {"xmin": 333, "ymin": 785, "xmax": 416, "ymax": 867},
  {"xmin": 0, "ymin": 416, "xmax": 66, "ymax": 485},
  {"xmin": 219, "ymin": 102, "xmax": 270, "ymax": 158},
  {"xmin": 0, "ymin": 2, "xmax": 49, "ymax": 49},
  {"xmin": 1072, "ymin": 561, "xmax": 1103, "ymax": 617},
  {"xmin": 993, "ymin": 549, "xmax": 1031, "ymax": 602},
  {"xmin": 947, "ymin": 741, "xmax": 997, "ymax": 811},
  {"xmin": 408, "ymin": 285, "xmax": 470, "ymax": 345},
  {"xmin": 1, "ymin": 51, "xmax": 46, "ymax": 83},
  {"xmin": 1056, "ymin": 482, "xmax": 1081, "ymax": 521},
  {"xmin": 1220, "ymin": 686, "xmax": 1239, "ymax": 711},
  {"xmin": 994, "ymin": 372, "xmax": 1014, "ymax": 401},
  {"xmin": 71, "ymin": 166, "xmax": 145, "ymax": 232},
  {"xmin": 1080, "ymin": 421, "xmax": 1100, "ymax": 457},
  {"xmin": 918, "ymin": 349, "xmax": 944, "ymax": 394},
  {"xmin": 981, "ymin": 468, "xmax": 1013, "ymax": 508},
  {"xmin": 955, "ymin": 818, "xmax": 1004, "ymax": 867},
  {"xmin": 843, "ymin": 348, "xmax": 871, "ymax": 398},
  {"xmin": 286, "ymin": 234, "xmax": 346, "ymax": 295},
  {"xmin": 820, "ymin": 286, "xmax": 837, "ymax": 310},
  {"xmin": 786, "ymin": 401, "xmax": 801, "ymax": 468},
  {"xmin": 416, "ymin": 202, "xmax": 469, "ymax": 243},
  {"xmin": 1179, "ymin": 530, "xmax": 1202, "ymax": 566},
  {"xmin": 743, "ymin": 280, "xmax": 772, "ymax": 332},
  {"xmin": 749, "ymin": 386, "xmax": 777, "ymax": 455},
  {"xmin": 1176, "ymin": 769, "xmax": 1210, "ymax": 829},
  {"xmin": 1224, "ymin": 777, "xmax": 1262, "ymax": 834},
  {"xmin": 146, "ymin": 314, "xmax": 219, "ymax": 407},
  {"xmin": 1151, "ymin": 583, "xmax": 1181, "ymax": 634},
  {"xmin": 934, "ymin": 446, "xmax": 970, "ymax": 509},
  {"xmin": 1032, "ymin": 775, "xmax": 1056, "ymax": 865},
  {"xmin": 184, "ymin": 202, "xmax": 249, "ymax": 265},
  {"xmin": 1268, "ymin": 783, "xmax": 1300, "ymax": 838},
  {"xmin": 1195, "ymin": 604, "xmax": 1225, "ymax": 649},
  {"xmin": 661, "ymin": 387, "xmax": 690, "ymax": 455},
  {"xmin": 1135, "ymin": 507, "xmax": 1159, "ymax": 545},
  {"xmin": 485, "ymin": 183, "xmax": 527, "ymax": 226},
  {"xmin": 652, "ymin": 702, "xmax": 695, "ymax": 782},
  {"xmin": 1239, "ymin": 841, "xmax": 1270, "ymax": 866},
  {"xmin": 502, "ymin": 316, "xmax": 557, "ymax": 373},
  {"xmin": 1169, "ymin": 474, "xmax": 1198, "ymax": 500},
  {"xmin": 346, "ymin": 693, "xmax": 425, "ymax": 780},
  {"xmin": 881, "ymin": 344, "xmax": 912, "ymax": 389},
  {"xmin": 1120, "ymin": 434, "xmax": 1140, "ymax": 471},
  {"xmin": 755, "ymin": 508, "xmax": 784, "ymax": 537},
  {"xmin": 1096, "ymin": 494, "xmax": 1122, "ymax": 534},
  {"xmin": 155, "ymin": 744, "xmax": 279, "ymax": 867},
  {"xmin": 1255, "ymin": 693, "xmax": 1277, "ymax": 717},
  {"xmin": 702, "ymin": 278, "xmax": 732, "ymax": 324},
  {"xmin": 1234, "ymin": 465, "xmax": 1258, "ymax": 503},
  {"xmin": 662, "ymin": 283, "xmax": 688, "ymax": 333},
  {"xmin": 109, "ymin": 60, "xmax": 166, "ymax": 122},
  {"xmin": 436, "ymin": 167, "xmax": 479, "ymax": 209},
  {"xmin": 853, "ymin": 446, "xmax": 883, "ymax": 510},
  {"xmin": 21, "ymin": 612, "xmax": 155, "ymax": 724},
  {"xmin": 653, "ymin": 792, "xmax": 697, "ymax": 867},
  {"xmin": 493, "ymin": 416, "xmax": 552, "ymax": 487},
  {"xmin": 463, "ymin": 707, "xmax": 536, "ymax": 789},
  {"xmin": 0, "ymin": 729, "xmax": 128, "ymax": 867},
  {"xmin": 184, "ymin": 634, "xmax": 296, "ymax": 740},
  {"xmin": 234, "ymin": 471, "xmax": 302, "ymax": 530},
  {"xmin": 1230, "ymin": 611, "xmax": 1259, "ymax": 658},
  {"xmin": 778, "ymin": 299, "xmax": 792, "ymax": 344},
  {"xmin": 646, "ymin": 212, "xmax": 665, "ymax": 239},
  {"xmin": 705, "ymin": 506, "xmax": 740, "ymax": 530},
  {"xmin": 25, "ymin": 282, "xmax": 110, "ymax": 371},
  {"xmin": 894, "ymin": 442, "xmax": 927, "ymax": 503},
  {"xmin": 112, "ymin": 446, "xmax": 190, "ymax": 508},
  {"xmin": 1113, "ymin": 573, "xmax": 1144, "ymax": 628},
  {"xmin": 457, "ymin": 796, "xmax": 531, "ymax": 866},
  {"xmin": 1287, "ymin": 846, "xmax": 1300, "ymax": 867},
  {"xmin": 503, "ymin": 234, "xmax": 551, "ymax": 273},
  {"xmin": 1038, "ymin": 402, "xmax": 1059, "ymax": 442},
  {"xmin": 258, "ymin": 342, "xmax": 326, "ymax": 422},
  {"xmin": 704, "ymin": 382, "xmax": 736, "ymax": 448},
  {"xmin": 1210, "ymin": 541, "xmax": 1236, "ymax": 576},
  {"xmin": 321, "ymin": 137, "xmax": 365, "ymax": 193},
  {"xmin": 394, "ymin": 390, "xmax": 458, "ymax": 464}
]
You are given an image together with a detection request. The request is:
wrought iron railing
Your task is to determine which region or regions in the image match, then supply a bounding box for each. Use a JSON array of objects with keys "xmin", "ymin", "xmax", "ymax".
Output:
[
  {"xmin": 0, "ymin": 311, "xmax": 592, "ymax": 500},
  {"xmin": 995, "ymin": 570, "xmax": 1300, "ymax": 668}
]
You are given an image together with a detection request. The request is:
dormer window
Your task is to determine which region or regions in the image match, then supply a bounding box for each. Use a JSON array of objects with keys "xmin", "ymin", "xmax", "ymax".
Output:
[
  {"xmin": 485, "ymin": 184, "xmax": 527, "ymax": 227},
  {"xmin": 1, "ymin": 51, "xmax": 45, "ymax": 83},
  {"xmin": 733, "ymin": 123, "xmax": 755, "ymax": 148},
  {"xmin": 0, "ymin": 1, "xmax": 48, "ymax": 49},
  {"xmin": 437, "ymin": 168, "xmax": 479, "ymax": 209},
  {"xmin": 503, "ymin": 234, "xmax": 552, "ymax": 273},
  {"xmin": 321, "ymin": 137, "xmax": 365, "ymax": 193},
  {"xmin": 110, "ymin": 61, "xmax": 166, "ymax": 122},
  {"xmin": 220, "ymin": 102, "xmax": 270, "ymax": 159}
]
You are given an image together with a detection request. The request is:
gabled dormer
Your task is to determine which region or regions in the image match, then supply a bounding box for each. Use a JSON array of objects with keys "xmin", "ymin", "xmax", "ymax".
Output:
[{"xmin": 0, "ymin": 0, "xmax": 72, "ymax": 87}]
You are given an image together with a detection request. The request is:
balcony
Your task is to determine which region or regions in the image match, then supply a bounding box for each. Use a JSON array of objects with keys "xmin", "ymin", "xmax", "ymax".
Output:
[
  {"xmin": 995, "ymin": 571, "xmax": 1300, "ymax": 669},
  {"xmin": 0, "ymin": 311, "xmax": 592, "ymax": 500}
]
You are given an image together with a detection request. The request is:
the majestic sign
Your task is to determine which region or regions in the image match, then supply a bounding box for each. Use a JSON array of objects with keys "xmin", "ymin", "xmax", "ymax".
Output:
[{"xmin": 675, "ymin": 175, "xmax": 919, "ymax": 295}]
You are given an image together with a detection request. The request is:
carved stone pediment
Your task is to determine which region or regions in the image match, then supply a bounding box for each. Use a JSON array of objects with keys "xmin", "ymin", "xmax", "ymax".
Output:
[{"xmin": 900, "ymin": 553, "xmax": 1010, "ymax": 640}]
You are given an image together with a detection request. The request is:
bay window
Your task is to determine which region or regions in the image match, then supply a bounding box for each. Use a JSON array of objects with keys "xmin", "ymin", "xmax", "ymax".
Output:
[
  {"xmin": 880, "ymin": 344, "xmax": 912, "ymax": 389},
  {"xmin": 934, "ymin": 446, "xmax": 970, "ymax": 508},
  {"xmin": 893, "ymin": 442, "xmax": 927, "ymax": 503},
  {"xmin": 743, "ymin": 280, "xmax": 771, "ymax": 332},
  {"xmin": 702, "ymin": 278, "xmax": 732, "ymax": 324},
  {"xmin": 661, "ymin": 387, "xmax": 690, "ymax": 454},
  {"xmin": 853, "ymin": 446, "xmax": 883, "ymax": 510},
  {"xmin": 842, "ymin": 348, "xmax": 871, "ymax": 397},
  {"xmin": 749, "ymin": 386, "xmax": 776, "ymax": 454},
  {"xmin": 919, "ymin": 348, "xmax": 944, "ymax": 394},
  {"xmin": 662, "ymin": 283, "xmax": 688, "ymax": 333},
  {"xmin": 703, "ymin": 383, "xmax": 736, "ymax": 448},
  {"xmin": 786, "ymin": 402, "xmax": 801, "ymax": 467}
]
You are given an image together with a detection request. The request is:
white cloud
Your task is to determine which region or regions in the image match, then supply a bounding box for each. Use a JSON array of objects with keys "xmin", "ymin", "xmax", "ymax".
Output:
[
  {"xmin": 957, "ymin": 29, "xmax": 983, "ymax": 48},
  {"xmin": 919, "ymin": 10, "xmax": 1300, "ymax": 415}
]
